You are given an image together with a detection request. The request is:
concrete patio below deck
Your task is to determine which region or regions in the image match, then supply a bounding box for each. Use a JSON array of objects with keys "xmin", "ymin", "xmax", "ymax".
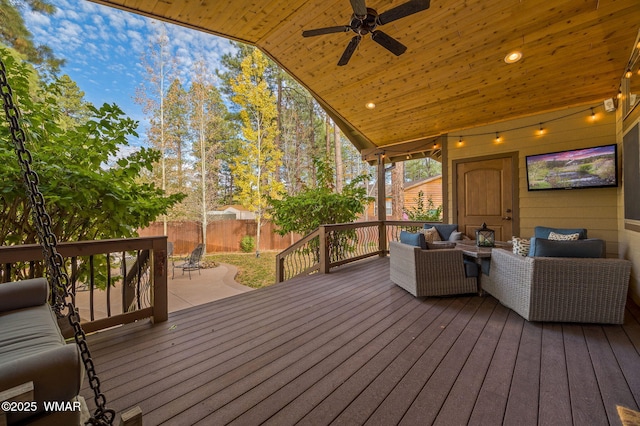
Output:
[
  {"xmin": 168, "ymin": 263, "xmax": 253, "ymax": 312},
  {"xmin": 74, "ymin": 263, "xmax": 253, "ymax": 321}
]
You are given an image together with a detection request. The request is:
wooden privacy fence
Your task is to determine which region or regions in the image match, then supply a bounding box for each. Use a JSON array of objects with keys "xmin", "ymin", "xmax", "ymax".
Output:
[{"xmin": 138, "ymin": 220, "xmax": 299, "ymax": 255}]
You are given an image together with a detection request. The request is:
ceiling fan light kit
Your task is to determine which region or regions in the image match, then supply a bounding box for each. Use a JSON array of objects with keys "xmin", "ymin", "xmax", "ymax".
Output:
[{"xmin": 302, "ymin": 0, "xmax": 432, "ymax": 66}]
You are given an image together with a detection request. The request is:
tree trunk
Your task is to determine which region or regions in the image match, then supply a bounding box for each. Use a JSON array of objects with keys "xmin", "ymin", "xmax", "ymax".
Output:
[
  {"xmin": 275, "ymin": 75, "xmax": 283, "ymax": 183},
  {"xmin": 200, "ymin": 104, "xmax": 207, "ymax": 254},
  {"xmin": 333, "ymin": 122, "xmax": 343, "ymax": 193},
  {"xmin": 391, "ymin": 161, "xmax": 405, "ymax": 220},
  {"xmin": 325, "ymin": 114, "xmax": 331, "ymax": 162}
]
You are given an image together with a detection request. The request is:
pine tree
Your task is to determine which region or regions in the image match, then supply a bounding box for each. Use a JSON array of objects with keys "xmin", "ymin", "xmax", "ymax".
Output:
[{"xmin": 0, "ymin": 0, "xmax": 63, "ymax": 73}]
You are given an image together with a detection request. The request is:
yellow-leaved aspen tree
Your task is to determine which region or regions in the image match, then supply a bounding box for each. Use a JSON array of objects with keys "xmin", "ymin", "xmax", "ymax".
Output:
[{"xmin": 230, "ymin": 49, "xmax": 284, "ymax": 257}]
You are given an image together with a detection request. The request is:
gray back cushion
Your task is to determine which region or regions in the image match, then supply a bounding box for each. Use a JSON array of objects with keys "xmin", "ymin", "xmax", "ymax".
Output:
[
  {"xmin": 424, "ymin": 224, "xmax": 458, "ymax": 241},
  {"xmin": 400, "ymin": 231, "xmax": 426, "ymax": 249},
  {"xmin": 533, "ymin": 226, "xmax": 588, "ymax": 240},
  {"xmin": 530, "ymin": 238, "xmax": 605, "ymax": 258}
]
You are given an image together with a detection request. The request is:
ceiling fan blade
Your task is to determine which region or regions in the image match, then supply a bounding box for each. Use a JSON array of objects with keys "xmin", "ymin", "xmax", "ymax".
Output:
[
  {"xmin": 371, "ymin": 31, "xmax": 407, "ymax": 56},
  {"xmin": 338, "ymin": 36, "xmax": 361, "ymax": 66},
  {"xmin": 377, "ymin": 0, "xmax": 431, "ymax": 25},
  {"xmin": 350, "ymin": 0, "xmax": 368, "ymax": 17},
  {"xmin": 302, "ymin": 26, "xmax": 351, "ymax": 37}
]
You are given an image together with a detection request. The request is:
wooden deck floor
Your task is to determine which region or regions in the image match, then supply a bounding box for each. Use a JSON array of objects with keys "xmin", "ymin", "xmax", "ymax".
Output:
[{"xmin": 81, "ymin": 257, "xmax": 640, "ymax": 425}]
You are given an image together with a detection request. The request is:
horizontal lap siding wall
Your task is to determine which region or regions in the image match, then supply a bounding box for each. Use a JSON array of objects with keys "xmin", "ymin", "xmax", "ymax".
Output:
[
  {"xmin": 446, "ymin": 105, "xmax": 619, "ymax": 256},
  {"xmin": 138, "ymin": 221, "xmax": 298, "ymax": 255}
]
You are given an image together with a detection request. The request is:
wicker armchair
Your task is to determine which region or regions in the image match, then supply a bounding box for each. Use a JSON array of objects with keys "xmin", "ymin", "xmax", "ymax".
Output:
[
  {"xmin": 483, "ymin": 249, "xmax": 632, "ymax": 324},
  {"xmin": 389, "ymin": 241, "xmax": 478, "ymax": 297}
]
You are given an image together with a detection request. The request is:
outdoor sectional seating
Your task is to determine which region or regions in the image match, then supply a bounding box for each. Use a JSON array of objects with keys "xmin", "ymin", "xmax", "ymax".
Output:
[
  {"xmin": 390, "ymin": 240, "xmax": 478, "ymax": 297},
  {"xmin": 483, "ymin": 248, "xmax": 632, "ymax": 324}
]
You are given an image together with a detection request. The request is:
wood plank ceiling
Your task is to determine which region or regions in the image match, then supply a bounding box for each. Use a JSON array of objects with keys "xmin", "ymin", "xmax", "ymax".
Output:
[{"xmin": 89, "ymin": 0, "xmax": 640, "ymax": 157}]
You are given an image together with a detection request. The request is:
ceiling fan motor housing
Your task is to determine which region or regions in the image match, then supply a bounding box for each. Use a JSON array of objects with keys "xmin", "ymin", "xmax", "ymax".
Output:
[{"xmin": 350, "ymin": 8, "xmax": 378, "ymax": 35}]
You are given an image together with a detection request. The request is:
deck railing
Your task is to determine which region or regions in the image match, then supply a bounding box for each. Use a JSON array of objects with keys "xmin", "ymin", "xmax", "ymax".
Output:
[
  {"xmin": 276, "ymin": 220, "xmax": 442, "ymax": 282},
  {"xmin": 0, "ymin": 236, "xmax": 168, "ymax": 335}
]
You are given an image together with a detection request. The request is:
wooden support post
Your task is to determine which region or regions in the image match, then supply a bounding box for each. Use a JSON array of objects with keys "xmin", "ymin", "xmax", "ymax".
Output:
[
  {"xmin": 379, "ymin": 221, "xmax": 387, "ymax": 257},
  {"xmin": 152, "ymin": 237, "xmax": 168, "ymax": 323},
  {"xmin": 120, "ymin": 406, "xmax": 143, "ymax": 426},
  {"xmin": 275, "ymin": 255, "xmax": 284, "ymax": 283},
  {"xmin": 377, "ymin": 154, "xmax": 387, "ymax": 256},
  {"xmin": 0, "ymin": 382, "xmax": 34, "ymax": 426},
  {"xmin": 319, "ymin": 225, "xmax": 330, "ymax": 274}
]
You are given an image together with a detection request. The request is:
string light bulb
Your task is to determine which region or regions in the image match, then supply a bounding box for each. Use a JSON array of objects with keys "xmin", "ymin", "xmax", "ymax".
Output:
[
  {"xmin": 626, "ymin": 69, "xmax": 633, "ymax": 79},
  {"xmin": 537, "ymin": 123, "xmax": 545, "ymax": 135},
  {"xmin": 590, "ymin": 108, "xmax": 596, "ymax": 121},
  {"xmin": 458, "ymin": 136, "xmax": 463, "ymax": 146},
  {"xmin": 495, "ymin": 132, "xmax": 501, "ymax": 143},
  {"xmin": 617, "ymin": 90, "xmax": 623, "ymax": 99}
]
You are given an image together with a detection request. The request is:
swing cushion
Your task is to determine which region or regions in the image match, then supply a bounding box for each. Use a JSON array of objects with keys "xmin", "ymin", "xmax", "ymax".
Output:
[{"xmin": 0, "ymin": 278, "xmax": 83, "ymax": 425}]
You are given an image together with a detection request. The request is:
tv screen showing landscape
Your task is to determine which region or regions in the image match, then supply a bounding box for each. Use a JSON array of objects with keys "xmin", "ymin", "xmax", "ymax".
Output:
[{"xmin": 526, "ymin": 144, "xmax": 618, "ymax": 191}]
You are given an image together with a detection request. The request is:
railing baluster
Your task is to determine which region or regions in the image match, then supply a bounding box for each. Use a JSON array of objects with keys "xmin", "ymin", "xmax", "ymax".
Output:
[
  {"xmin": 2, "ymin": 263, "xmax": 10, "ymax": 283},
  {"xmin": 106, "ymin": 253, "xmax": 111, "ymax": 318},
  {"xmin": 89, "ymin": 255, "xmax": 95, "ymax": 322},
  {"xmin": 136, "ymin": 250, "xmax": 142, "ymax": 310},
  {"xmin": 71, "ymin": 256, "xmax": 77, "ymax": 296}
]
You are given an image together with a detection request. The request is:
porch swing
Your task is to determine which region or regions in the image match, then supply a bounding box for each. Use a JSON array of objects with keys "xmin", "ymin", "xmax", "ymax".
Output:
[{"xmin": 0, "ymin": 57, "xmax": 141, "ymax": 425}]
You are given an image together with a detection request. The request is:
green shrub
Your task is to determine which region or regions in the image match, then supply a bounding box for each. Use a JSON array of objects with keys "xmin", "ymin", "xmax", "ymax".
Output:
[
  {"xmin": 240, "ymin": 235, "xmax": 255, "ymax": 253},
  {"xmin": 404, "ymin": 190, "xmax": 443, "ymax": 222}
]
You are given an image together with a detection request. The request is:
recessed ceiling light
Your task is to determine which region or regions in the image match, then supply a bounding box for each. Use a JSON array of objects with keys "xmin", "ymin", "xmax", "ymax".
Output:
[
  {"xmin": 504, "ymin": 50, "xmax": 523, "ymax": 64},
  {"xmin": 365, "ymin": 102, "xmax": 376, "ymax": 109}
]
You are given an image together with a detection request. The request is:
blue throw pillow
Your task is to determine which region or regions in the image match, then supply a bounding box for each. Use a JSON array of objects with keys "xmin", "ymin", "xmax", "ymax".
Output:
[
  {"xmin": 424, "ymin": 223, "xmax": 458, "ymax": 241},
  {"xmin": 400, "ymin": 231, "xmax": 426, "ymax": 249},
  {"xmin": 530, "ymin": 238, "xmax": 605, "ymax": 258}
]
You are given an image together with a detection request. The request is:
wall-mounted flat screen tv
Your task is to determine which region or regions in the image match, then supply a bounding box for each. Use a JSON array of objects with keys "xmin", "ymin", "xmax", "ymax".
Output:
[{"xmin": 526, "ymin": 144, "xmax": 618, "ymax": 191}]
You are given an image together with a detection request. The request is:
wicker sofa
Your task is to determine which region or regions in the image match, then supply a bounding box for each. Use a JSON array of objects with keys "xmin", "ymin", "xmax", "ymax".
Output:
[
  {"xmin": 483, "ymin": 249, "xmax": 632, "ymax": 324},
  {"xmin": 389, "ymin": 241, "xmax": 478, "ymax": 297},
  {"xmin": 0, "ymin": 278, "xmax": 84, "ymax": 425}
]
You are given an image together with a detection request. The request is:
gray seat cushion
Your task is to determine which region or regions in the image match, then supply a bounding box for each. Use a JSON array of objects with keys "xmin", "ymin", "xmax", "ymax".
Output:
[{"xmin": 0, "ymin": 304, "xmax": 65, "ymax": 362}]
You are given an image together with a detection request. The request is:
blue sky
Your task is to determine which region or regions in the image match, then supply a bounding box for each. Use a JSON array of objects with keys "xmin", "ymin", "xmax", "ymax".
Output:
[{"xmin": 24, "ymin": 0, "xmax": 237, "ymax": 144}]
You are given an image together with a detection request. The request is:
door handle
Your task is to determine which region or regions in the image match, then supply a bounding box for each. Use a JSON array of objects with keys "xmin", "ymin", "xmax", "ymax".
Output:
[{"xmin": 502, "ymin": 216, "xmax": 512, "ymax": 220}]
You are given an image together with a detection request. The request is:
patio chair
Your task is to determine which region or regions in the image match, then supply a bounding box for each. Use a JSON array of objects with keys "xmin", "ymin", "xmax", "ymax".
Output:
[
  {"xmin": 167, "ymin": 241, "xmax": 174, "ymax": 278},
  {"xmin": 389, "ymin": 241, "xmax": 478, "ymax": 297},
  {"xmin": 174, "ymin": 244, "xmax": 204, "ymax": 279}
]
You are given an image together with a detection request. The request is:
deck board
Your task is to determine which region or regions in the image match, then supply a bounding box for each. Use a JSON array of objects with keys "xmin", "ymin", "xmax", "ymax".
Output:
[
  {"xmin": 81, "ymin": 257, "xmax": 640, "ymax": 425},
  {"xmin": 539, "ymin": 323, "xmax": 572, "ymax": 425}
]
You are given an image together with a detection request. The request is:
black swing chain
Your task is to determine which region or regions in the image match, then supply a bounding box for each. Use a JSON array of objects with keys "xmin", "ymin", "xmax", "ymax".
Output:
[{"xmin": 0, "ymin": 57, "xmax": 115, "ymax": 426}]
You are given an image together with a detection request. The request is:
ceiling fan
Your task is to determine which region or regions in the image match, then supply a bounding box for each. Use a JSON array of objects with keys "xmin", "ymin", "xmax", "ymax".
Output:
[{"xmin": 302, "ymin": 0, "xmax": 432, "ymax": 66}]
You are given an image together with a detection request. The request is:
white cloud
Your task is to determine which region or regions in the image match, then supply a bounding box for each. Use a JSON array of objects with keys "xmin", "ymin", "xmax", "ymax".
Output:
[{"xmin": 22, "ymin": 0, "xmax": 238, "ymax": 147}]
